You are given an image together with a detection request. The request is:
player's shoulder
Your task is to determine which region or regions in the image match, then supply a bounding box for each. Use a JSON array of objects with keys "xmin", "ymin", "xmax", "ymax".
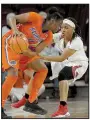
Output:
[
  {"xmin": 72, "ymin": 35, "xmax": 83, "ymax": 45},
  {"xmin": 29, "ymin": 12, "xmax": 42, "ymax": 19},
  {"xmin": 28, "ymin": 11, "xmax": 38, "ymax": 15},
  {"xmin": 73, "ymin": 35, "xmax": 82, "ymax": 41},
  {"xmin": 28, "ymin": 12, "xmax": 43, "ymax": 24}
]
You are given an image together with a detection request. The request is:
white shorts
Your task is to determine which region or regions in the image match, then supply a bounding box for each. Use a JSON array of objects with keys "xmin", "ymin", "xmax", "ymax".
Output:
[{"xmin": 50, "ymin": 61, "xmax": 88, "ymax": 85}]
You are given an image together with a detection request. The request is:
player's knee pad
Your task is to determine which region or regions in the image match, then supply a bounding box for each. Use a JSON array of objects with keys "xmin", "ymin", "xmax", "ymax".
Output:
[
  {"xmin": 58, "ymin": 66, "xmax": 74, "ymax": 82},
  {"xmin": 58, "ymin": 72, "xmax": 66, "ymax": 81}
]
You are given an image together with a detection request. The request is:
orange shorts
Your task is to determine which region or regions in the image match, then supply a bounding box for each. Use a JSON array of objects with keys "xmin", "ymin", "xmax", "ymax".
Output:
[
  {"xmin": 19, "ymin": 55, "xmax": 40, "ymax": 71},
  {"xmin": 2, "ymin": 46, "xmax": 39, "ymax": 71}
]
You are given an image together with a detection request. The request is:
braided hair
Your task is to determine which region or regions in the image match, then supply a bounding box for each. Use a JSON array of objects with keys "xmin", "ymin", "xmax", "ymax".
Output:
[
  {"xmin": 67, "ymin": 17, "xmax": 82, "ymax": 39},
  {"xmin": 46, "ymin": 12, "xmax": 63, "ymax": 21},
  {"xmin": 46, "ymin": 6, "xmax": 60, "ymax": 15}
]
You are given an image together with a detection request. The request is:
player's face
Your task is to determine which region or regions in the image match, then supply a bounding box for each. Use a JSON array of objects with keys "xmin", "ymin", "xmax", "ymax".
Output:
[
  {"xmin": 61, "ymin": 23, "xmax": 74, "ymax": 40},
  {"xmin": 46, "ymin": 19, "xmax": 62, "ymax": 33}
]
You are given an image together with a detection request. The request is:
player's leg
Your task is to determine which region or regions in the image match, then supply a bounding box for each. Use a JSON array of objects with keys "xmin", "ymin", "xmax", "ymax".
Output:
[
  {"xmin": 51, "ymin": 65, "xmax": 88, "ymax": 118},
  {"xmin": 26, "ymin": 59, "xmax": 47, "ymax": 103},
  {"xmin": 23, "ymin": 59, "xmax": 48, "ymax": 115},
  {"xmin": 11, "ymin": 69, "xmax": 34, "ymax": 108},
  {"xmin": 2, "ymin": 30, "xmax": 19, "ymax": 118},
  {"xmin": 51, "ymin": 66, "xmax": 73, "ymax": 118},
  {"xmin": 2, "ymin": 67, "xmax": 18, "ymax": 118},
  {"xmin": 11, "ymin": 69, "xmax": 45, "ymax": 108}
]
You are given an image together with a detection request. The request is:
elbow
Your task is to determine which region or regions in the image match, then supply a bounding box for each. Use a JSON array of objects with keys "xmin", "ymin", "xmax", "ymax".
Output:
[
  {"xmin": 6, "ymin": 13, "xmax": 16, "ymax": 25},
  {"xmin": 9, "ymin": 16, "xmax": 15, "ymax": 22},
  {"xmin": 7, "ymin": 16, "xmax": 15, "ymax": 27}
]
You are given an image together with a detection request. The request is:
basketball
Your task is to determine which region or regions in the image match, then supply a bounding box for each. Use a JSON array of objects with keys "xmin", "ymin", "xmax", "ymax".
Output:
[{"xmin": 9, "ymin": 35, "xmax": 29, "ymax": 54}]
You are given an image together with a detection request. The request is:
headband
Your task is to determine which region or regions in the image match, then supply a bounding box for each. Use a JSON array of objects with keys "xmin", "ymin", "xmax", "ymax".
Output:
[{"xmin": 63, "ymin": 19, "xmax": 75, "ymax": 28}]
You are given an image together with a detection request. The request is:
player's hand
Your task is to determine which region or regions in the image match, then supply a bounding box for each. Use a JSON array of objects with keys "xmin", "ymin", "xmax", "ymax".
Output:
[
  {"xmin": 12, "ymin": 30, "xmax": 25, "ymax": 38},
  {"xmin": 38, "ymin": 54, "xmax": 46, "ymax": 60}
]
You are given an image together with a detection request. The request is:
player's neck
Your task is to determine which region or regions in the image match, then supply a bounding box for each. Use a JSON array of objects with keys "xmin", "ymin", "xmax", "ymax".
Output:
[
  {"xmin": 42, "ymin": 25, "xmax": 49, "ymax": 32},
  {"xmin": 64, "ymin": 35, "xmax": 72, "ymax": 42}
]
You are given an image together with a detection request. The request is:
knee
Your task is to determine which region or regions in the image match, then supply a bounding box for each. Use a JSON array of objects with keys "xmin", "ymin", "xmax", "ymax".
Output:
[
  {"xmin": 58, "ymin": 66, "xmax": 74, "ymax": 82},
  {"xmin": 40, "ymin": 67, "xmax": 48, "ymax": 73},
  {"xmin": 58, "ymin": 72, "xmax": 66, "ymax": 82},
  {"xmin": 38, "ymin": 68, "xmax": 48, "ymax": 77},
  {"xmin": 43, "ymin": 68, "xmax": 48, "ymax": 75},
  {"xmin": 7, "ymin": 67, "xmax": 18, "ymax": 77},
  {"xmin": 44, "ymin": 67, "xmax": 48, "ymax": 73}
]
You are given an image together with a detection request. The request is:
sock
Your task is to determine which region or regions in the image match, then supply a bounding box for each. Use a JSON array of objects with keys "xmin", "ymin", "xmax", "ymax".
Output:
[
  {"xmin": 29, "ymin": 68, "xmax": 48, "ymax": 103},
  {"xmin": 2, "ymin": 76, "xmax": 18, "ymax": 107},
  {"xmin": 25, "ymin": 93, "xmax": 29, "ymax": 99},
  {"xmin": 60, "ymin": 101, "xmax": 67, "ymax": 106},
  {"xmin": 27, "ymin": 99, "xmax": 38, "ymax": 104}
]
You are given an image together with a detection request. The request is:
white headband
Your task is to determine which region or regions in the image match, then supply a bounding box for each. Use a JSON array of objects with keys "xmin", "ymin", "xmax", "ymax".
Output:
[{"xmin": 63, "ymin": 19, "xmax": 75, "ymax": 28}]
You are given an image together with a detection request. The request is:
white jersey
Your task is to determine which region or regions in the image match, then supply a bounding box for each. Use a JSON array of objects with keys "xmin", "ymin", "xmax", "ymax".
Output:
[
  {"xmin": 53, "ymin": 32, "xmax": 62, "ymax": 52},
  {"xmin": 61, "ymin": 37, "xmax": 88, "ymax": 67},
  {"xmin": 53, "ymin": 34, "xmax": 88, "ymax": 66},
  {"xmin": 66, "ymin": 37, "xmax": 88, "ymax": 66},
  {"xmin": 50, "ymin": 34, "xmax": 88, "ymax": 83}
]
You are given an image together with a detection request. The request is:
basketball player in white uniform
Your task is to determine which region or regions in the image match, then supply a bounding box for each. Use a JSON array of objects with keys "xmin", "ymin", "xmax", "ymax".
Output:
[{"xmin": 40, "ymin": 17, "xmax": 88, "ymax": 118}]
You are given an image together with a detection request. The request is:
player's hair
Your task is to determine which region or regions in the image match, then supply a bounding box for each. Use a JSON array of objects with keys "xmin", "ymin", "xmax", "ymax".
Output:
[
  {"xmin": 47, "ymin": 12, "xmax": 63, "ymax": 21},
  {"xmin": 46, "ymin": 6, "xmax": 59, "ymax": 15},
  {"xmin": 67, "ymin": 17, "xmax": 82, "ymax": 39}
]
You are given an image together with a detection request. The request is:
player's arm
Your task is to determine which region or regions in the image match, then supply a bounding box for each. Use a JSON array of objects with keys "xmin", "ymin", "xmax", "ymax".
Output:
[
  {"xmin": 8, "ymin": 12, "xmax": 41, "ymax": 34},
  {"xmin": 8, "ymin": 13, "xmax": 30, "ymax": 35},
  {"xmin": 40, "ymin": 48, "xmax": 76, "ymax": 62},
  {"xmin": 36, "ymin": 31, "xmax": 53, "ymax": 53},
  {"xmin": 35, "ymin": 41, "xmax": 48, "ymax": 53},
  {"xmin": 22, "ymin": 49, "xmax": 37, "ymax": 57},
  {"xmin": 22, "ymin": 39, "xmax": 52, "ymax": 58}
]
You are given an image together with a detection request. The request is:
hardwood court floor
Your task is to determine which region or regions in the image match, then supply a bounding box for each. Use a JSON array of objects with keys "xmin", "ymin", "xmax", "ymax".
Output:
[{"xmin": 4, "ymin": 97, "xmax": 88, "ymax": 118}]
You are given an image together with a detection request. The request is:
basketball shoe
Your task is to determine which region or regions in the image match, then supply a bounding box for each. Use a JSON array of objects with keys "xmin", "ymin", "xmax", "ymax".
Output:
[
  {"xmin": 51, "ymin": 104, "xmax": 70, "ymax": 118},
  {"xmin": 23, "ymin": 101, "xmax": 47, "ymax": 115},
  {"xmin": 11, "ymin": 96, "xmax": 26, "ymax": 108}
]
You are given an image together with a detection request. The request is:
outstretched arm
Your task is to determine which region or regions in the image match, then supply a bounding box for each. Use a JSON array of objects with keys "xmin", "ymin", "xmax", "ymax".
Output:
[{"xmin": 40, "ymin": 48, "xmax": 76, "ymax": 62}]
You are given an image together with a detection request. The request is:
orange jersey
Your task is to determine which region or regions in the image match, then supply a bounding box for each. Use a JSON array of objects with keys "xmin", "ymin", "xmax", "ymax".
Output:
[{"xmin": 18, "ymin": 12, "xmax": 53, "ymax": 51}]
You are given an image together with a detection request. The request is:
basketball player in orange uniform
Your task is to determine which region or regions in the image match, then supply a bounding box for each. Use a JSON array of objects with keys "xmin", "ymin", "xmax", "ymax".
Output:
[{"xmin": 2, "ymin": 11, "xmax": 63, "ymax": 118}]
